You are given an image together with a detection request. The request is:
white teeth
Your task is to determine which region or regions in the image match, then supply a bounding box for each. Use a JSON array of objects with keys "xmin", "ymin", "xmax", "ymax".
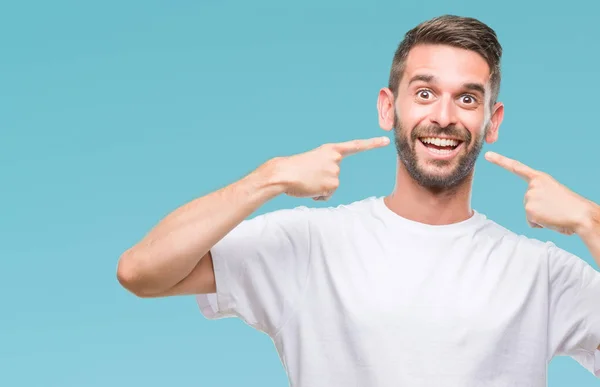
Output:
[
  {"xmin": 429, "ymin": 147, "xmax": 453, "ymax": 155},
  {"xmin": 421, "ymin": 137, "xmax": 459, "ymax": 147}
]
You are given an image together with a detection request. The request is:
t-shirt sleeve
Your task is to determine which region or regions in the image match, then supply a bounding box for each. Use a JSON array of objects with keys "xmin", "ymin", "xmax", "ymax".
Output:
[
  {"xmin": 547, "ymin": 242, "xmax": 600, "ymax": 376},
  {"xmin": 195, "ymin": 206, "xmax": 314, "ymax": 335}
]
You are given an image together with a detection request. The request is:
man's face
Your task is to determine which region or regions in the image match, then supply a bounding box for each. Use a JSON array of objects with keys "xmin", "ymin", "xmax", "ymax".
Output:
[{"xmin": 387, "ymin": 44, "xmax": 502, "ymax": 190}]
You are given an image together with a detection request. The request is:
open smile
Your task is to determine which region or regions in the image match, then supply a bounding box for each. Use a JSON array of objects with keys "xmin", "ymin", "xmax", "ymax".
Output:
[{"xmin": 417, "ymin": 136, "xmax": 465, "ymax": 160}]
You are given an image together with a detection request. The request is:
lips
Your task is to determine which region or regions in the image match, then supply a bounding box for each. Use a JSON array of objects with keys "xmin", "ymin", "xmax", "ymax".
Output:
[
  {"xmin": 419, "ymin": 136, "xmax": 463, "ymax": 153},
  {"xmin": 417, "ymin": 136, "xmax": 465, "ymax": 160}
]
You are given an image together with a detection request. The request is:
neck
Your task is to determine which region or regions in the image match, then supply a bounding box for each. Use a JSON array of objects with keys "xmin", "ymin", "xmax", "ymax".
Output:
[{"xmin": 384, "ymin": 159, "xmax": 475, "ymax": 226}]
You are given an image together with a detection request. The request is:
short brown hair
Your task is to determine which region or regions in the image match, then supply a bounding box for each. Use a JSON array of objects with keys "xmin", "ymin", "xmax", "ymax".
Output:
[{"xmin": 389, "ymin": 15, "xmax": 502, "ymax": 107}]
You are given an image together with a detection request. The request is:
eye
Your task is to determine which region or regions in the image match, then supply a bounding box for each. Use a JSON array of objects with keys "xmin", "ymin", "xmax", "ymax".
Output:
[
  {"xmin": 459, "ymin": 94, "xmax": 478, "ymax": 105},
  {"xmin": 416, "ymin": 89, "xmax": 433, "ymax": 100}
]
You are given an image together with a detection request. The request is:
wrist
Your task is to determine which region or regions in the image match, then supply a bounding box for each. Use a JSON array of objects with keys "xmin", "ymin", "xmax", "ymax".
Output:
[
  {"xmin": 575, "ymin": 200, "xmax": 600, "ymax": 238},
  {"xmin": 251, "ymin": 157, "xmax": 291, "ymax": 197}
]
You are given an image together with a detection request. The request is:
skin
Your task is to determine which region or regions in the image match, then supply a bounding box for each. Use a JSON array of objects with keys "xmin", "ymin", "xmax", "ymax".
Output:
[
  {"xmin": 376, "ymin": 43, "xmax": 599, "ymax": 265},
  {"xmin": 376, "ymin": 44, "xmax": 503, "ymax": 225},
  {"xmin": 116, "ymin": 136, "xmax": 390, "ymax": 296},
  {"xmin": 376, "ymin": 43, "xmax": 600, "ymax": 347},
  {"xmin": 484, "ymin": 151, "xmax": 600, "ymax": 265},
  {"xmin": 117, "ymin": 44, "xmax": 600, "ymax": 354}
]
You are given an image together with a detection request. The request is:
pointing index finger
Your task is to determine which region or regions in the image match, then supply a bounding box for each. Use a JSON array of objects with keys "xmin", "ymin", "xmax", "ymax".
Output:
[
  {"xmin": 485, "ymin": 151, "xmax": 538, "ymax": 181},
  {"xmin": 335, "ymin": 136, "xmax": 390, "ymax": 156}
]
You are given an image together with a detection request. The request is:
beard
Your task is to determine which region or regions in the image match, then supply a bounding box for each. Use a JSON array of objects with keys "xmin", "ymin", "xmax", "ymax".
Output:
[{"xmin": 393, "ymin": 114, "xmax": 486, "ymax": 191}]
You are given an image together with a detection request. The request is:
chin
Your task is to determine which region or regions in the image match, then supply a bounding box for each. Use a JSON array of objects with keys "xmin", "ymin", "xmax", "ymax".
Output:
[
  {"xmin": 411, "ymin": 162, "xmax": 472, "ymax": 190},
  {"xmin": 395, "ymin": 134, "xmax": 481, "ymax": 190}
]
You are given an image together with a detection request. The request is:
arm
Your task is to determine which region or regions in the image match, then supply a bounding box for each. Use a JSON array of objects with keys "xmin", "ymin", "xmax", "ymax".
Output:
[
  {"xmin": 577, "ymin": 203, "xmax": 600, "ymax": 351},
  {"xmin": 116, "ymin": 136, "xmax": 390, "ymax": 298},
  {"xmin": 485, "ymin": 152, "xmax": 600, "ymax": 353},
  {"xmin": 485, "ymin": 151, "xmax": 600, "ymax": 265},
  {"xmin": 577, "ymin": 202, "xmax": 600, "ymax": 268},
  {"xmin": 116, "ymin": 159, "xmax": 286, "ymax": 297}
]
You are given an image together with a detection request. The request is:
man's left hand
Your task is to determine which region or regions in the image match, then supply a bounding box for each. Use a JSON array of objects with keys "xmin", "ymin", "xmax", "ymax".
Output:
[{"xmin": 485, "ymin": 151, "xmax": 597, "ymax": 236}]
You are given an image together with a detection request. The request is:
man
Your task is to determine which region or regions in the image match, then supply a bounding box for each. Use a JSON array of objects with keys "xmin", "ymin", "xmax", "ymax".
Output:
[{"xmin": 117, "ymin": 15, "xmax": 600, "ymax": 387}]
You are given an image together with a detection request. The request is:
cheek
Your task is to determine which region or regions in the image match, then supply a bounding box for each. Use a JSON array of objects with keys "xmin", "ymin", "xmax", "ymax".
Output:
[
  {"xmin": 459, "ymin": 114, "xmax": 486, "ymax": 139},
  {"xmin": 396, "ymin": 104, "xmax": 428, "ymax": 130},
  {"xmin": 403, "ymin": 103, "xmax": 430, "ymax": 121}
]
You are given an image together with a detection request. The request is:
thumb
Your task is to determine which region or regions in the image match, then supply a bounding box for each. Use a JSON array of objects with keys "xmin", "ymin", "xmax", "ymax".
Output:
[
  {"xmin": 528, "ymin": 220, "xmax": 543, "ymax": 228},
  {"xmin": 313, "ymin": 192, "xmax": 334, "ymax": 201}
]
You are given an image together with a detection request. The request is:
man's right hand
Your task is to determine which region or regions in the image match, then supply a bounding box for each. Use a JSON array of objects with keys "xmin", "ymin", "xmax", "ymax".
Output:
[
  {"xmin": 270, "ymin": 136, "xmax": 391, "ymax": 201},
  {"xmin": 117, "ymin": 135, "xmax": 390, "ymax": 297}
]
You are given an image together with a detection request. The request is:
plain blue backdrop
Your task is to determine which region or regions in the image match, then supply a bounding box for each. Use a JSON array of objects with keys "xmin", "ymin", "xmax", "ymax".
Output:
[{"xmin": 2, "ymin": 1, "xmax": 599, "ymax": 386}]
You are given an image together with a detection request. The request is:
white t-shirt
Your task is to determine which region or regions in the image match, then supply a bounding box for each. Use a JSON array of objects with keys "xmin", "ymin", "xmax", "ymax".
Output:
[{"xmin": 197, "ymin": 196, "xmax": 600, "ymax": 386}]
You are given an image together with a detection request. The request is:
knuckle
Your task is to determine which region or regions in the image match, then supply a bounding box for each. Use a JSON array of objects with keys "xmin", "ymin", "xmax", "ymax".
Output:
[
  {"xmin": 524, "ymin": 202, "xmax": 535, "ymax": 213},
  {"xmin": 530, "ymin": 177, "xmax": 546, "ymax": 189},
  {"xmin": 536, "ymin": 172, "xmax": 550, "ymax": 181}
]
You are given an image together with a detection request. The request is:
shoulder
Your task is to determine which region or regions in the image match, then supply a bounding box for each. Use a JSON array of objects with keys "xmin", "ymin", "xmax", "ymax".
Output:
[
  {"xmin": 477, "ymin": 216, "xmax": 600, "ymax": 286},
  {"xmin": 228, "ymin": 197, "xmax": 378, "ymax": 248},
  {"xmin": 251, "ymin": 196, "xmax": 381, "ymax": 224},
  {"xmin": 476, "ymin": 216, "xmax": 556, "ymax": 258},
  {"xmin": 478, "ymin": 216, "xmax": 593, "ymax": 271}
]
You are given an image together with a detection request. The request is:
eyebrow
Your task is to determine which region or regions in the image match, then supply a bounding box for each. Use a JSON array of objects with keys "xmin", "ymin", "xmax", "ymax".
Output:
[
  {"xmin": 408, "ymin": 74, "xmax": 435, "ymax": 85},
  {"xmin": 462, "ymin": 82, "xmax": 486, "ymax": 96},
  {"xmin": 408, "ymin": 74, "xmax": 486, "ymax": 96}
]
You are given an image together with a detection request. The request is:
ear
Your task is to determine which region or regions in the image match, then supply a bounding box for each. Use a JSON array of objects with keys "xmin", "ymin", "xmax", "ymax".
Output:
[
  {"xmin": 485, "ymin": 102, "xmax": 504, "ymax": 144},
  {"xmin": 377, "ymin": 88, "xmax": 396, "ymax": 132}
]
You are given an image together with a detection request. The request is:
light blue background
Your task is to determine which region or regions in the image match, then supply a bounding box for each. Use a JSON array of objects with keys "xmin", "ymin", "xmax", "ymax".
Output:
[{"xmin": 2, "ymin": 1, "xmax": 599, "ymax": 386}]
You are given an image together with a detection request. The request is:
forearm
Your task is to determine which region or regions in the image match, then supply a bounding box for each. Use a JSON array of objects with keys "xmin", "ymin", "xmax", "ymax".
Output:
[
  {"xmin": 577, "ymin": 201, "xmax": 600, "ymax": 268},
  {"xmin": 117, "ymin": 159, "xmax": 286, "ymax": 296}
]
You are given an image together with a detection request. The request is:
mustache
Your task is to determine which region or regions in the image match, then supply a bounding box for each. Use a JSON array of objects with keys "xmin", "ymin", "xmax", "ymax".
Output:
[{"xmin": 410, "ymin": 124, "xmax": 471, "ymax": 143}]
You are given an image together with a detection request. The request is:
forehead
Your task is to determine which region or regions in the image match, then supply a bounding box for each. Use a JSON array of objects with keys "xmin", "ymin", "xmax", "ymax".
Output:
[{"xmin": 401, "ymin": 44, "xmax": 491, "ymax": 89}]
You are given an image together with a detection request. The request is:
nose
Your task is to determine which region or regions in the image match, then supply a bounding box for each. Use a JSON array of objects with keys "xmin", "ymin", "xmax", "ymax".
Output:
[{"xmin": 429, "ymin": 96, "xmax": 458, "ymax": 128}]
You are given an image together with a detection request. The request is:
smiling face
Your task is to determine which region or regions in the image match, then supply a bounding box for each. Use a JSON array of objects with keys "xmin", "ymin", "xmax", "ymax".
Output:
[{"xmin": 379, "ymin": 43, "xmax": 504, "ymax": 190}]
